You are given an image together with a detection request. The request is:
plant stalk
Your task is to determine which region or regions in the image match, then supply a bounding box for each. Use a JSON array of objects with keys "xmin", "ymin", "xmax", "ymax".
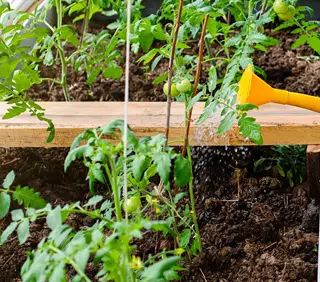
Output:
[
  {"xmin": 110, "ymin": 158, "xmax": 122, "ymax": 222},
  {"xmin": 164, "ymin": 0, "xmax": 184, "ymax": 145},
  {"xmin": 181, "ymin": 14, "xmax": 209, "ymax": 157},
  {"xmin": 80, "ymin": 0, "xmax": 91, "ymax": 48},
  {"xmin": 187, "ymin": 144, "xmax": 202, "ymax": 252},
  {"xmin": 57, "ymin": 46, "xmax": 70, "ymax": 101},
  {"xmin": 205, "ymin": 37, "xmax": 214, "ymax": 60},
  {"xmin": 55, "ymin": 0, "xmax": 70, "ymax": 101},
  {"xmin": 49, "ymin": 245, "xmax": 91, "ymax": 282}
]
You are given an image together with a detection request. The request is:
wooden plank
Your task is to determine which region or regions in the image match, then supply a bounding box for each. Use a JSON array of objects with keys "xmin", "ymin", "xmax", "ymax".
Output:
[
  {"xmin": 307, "ymin": 145, "xmax": 320, "ymax": 200},
  {"xmin": 0, "ymin": 102, "xmax": 320, "ymax": 147},
  {"xmin": 26, "ymin": 0, "xmax": 45, "ymax": 13}
]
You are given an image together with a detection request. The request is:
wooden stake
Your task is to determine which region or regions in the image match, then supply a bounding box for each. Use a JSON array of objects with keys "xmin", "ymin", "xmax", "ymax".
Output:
[
  {"xmin": 307, "ymin": 145, "xmax": 320, "ymax": 200},
  {"xmin": 181, "ymin": 14, "xmax": 209, "ymax": 157}
]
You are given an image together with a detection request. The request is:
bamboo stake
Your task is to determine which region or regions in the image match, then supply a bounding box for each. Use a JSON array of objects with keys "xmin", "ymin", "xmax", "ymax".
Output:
[{"xmin": 182, "ymin": 14, "xmax": 209, "ymax": 157}]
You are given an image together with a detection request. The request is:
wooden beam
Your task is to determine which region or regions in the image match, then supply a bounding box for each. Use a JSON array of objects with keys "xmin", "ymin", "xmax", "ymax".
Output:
[
  {"xmin": 307, "ymin": 145, "xmax": 320, "ymax": 200},
  {"xmin": 1, "ymin": 102, "xmax": 320, "ymax": 147}
]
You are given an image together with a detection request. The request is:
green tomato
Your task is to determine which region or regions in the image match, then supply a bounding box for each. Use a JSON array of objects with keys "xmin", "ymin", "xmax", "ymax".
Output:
[
  {"xmin": 176, "ymin": 79, "xmax": 192, "ymax": 93},
  {"xmin": 278, "ymin": 5, "xmax": 295, "ymax": 21},
  {"xmin": 163, "ymin": 82, "xmax": 179, "ymax": 97},
  {"xmin": 273, "ymin": 0, "xmax": 289, "ymax": 14},
  {"xmin": 123, "ymin": 196, "xmax": 141, "ymax": 214}
]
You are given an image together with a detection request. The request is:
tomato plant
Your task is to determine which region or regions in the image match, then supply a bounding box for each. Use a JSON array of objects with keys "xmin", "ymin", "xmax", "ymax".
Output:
[
  {"xmin": 1, "ymin": 121, "xmax": 193, "ymax": 281},
  {"xmin": 1, "ymin": 0, "xmax": 319, "ymax": 280}
]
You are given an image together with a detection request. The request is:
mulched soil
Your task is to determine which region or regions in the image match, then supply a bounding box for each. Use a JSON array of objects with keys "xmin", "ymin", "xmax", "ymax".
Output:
[{"xmin": 0, "ymin": 23, "xmax": 319, "ymax": 281}]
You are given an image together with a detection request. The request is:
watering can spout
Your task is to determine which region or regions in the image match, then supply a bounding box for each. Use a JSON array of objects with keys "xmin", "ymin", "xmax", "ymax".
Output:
[{"xmin": 237, "ymin": 64, "xmax": 320, "ymax": 112}]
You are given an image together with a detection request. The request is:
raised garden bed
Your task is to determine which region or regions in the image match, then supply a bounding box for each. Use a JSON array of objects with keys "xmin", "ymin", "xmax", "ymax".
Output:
[{"xmin": 0, "ymin": 1, "xmax": 320, "ymax": 281}]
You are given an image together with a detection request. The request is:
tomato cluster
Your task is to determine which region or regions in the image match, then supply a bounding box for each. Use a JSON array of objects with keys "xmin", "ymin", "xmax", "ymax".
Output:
[
  {"xmin": 273, "ymin": 0, "xmax": 295, "ymax": 21},
  {"xmin": 163, "ymin": 78, "xmax": 192, "ymax": 97}
]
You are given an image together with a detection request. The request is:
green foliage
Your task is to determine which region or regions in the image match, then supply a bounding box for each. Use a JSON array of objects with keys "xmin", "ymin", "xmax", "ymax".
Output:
[
  {"xmin": 64, "ymin": 120, "xmax": 202, "ymax": 258},
  {"xmin": 141, "ymin": 256, "xmax": 181, "ymax": 281},
  {"xmin": 2, "ymin": 170, "xmax": 15, "ymax": 189},
  {"xmin": 0, "ymin": 192, "xmax": 10, "ymax": 219},
  {"xmin": 0, "ymin": 180, "xmax": 182, "ymax": 282},
  {"xmin": 70, "ymin": 29, "xmax": 124, "ymax": 85},
  {"xmin": 0, "ymin": 171, "xmax": 46, "ymax": 220},
  {"xmin": 255, "ymin": 145, "xmax": 307, "ymax": 187},
  {"xmin": 65, "ymin": 120, "xmax": 192, "ymax": 192},
  {"xmin": 238, "ymin": 114, "xmax": 263, "ymax": 145},
  {"xmin": 0, "ymin": 5, "xmax": 55, "ymax": 142},
  {"xmin": 174, "ymin": 155, "xmax": 192, "ymax": 187},
  {"xmin": 1, "ymin": 0, "xmax": 318, "ymax": 280},
  {"xmin": 13, "ymin": 186, "xmax": 46, "ymax": 208},
  {"xmin": 273, "ymin": 5, "xmax": 320, "ymax": 55}
]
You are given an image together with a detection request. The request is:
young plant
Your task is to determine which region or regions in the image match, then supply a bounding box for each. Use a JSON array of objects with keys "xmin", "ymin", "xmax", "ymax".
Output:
[
  {"xmin": 255, "ymin": 145, "xmax": 306, "ymax": 188},
  {"xmin": 64, "ymin": 119, "xmax": 202, "ymax": 255},
  {"xmin": 0, "ymin": 126, "xmax": 185, "ymax": 281},
  {"xmin": 70, "ymin": 28, "xmax": 124, "ymax": 87},
  {"xmin": 0, "ymin": 2, "xmax": 55, "ymax": 141},
  {"xmin": 37, "ymin": 0, "xmax": 80, "ymax": 101}
]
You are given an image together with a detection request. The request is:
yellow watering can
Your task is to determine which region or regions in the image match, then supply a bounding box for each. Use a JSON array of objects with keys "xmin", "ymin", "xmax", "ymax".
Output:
[{"xmin": 237, "ymin": 64, "xmax": 320, "ymax": 112}]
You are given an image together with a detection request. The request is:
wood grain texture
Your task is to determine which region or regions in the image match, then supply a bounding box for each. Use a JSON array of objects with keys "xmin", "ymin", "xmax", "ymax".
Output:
[{"xmin": 1, "ymin": 102, "xmax": 320, "ymax": 147}]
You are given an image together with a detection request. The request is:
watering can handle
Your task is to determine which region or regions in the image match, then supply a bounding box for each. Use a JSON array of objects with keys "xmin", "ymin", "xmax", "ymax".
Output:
[{"xmin": 273, "ymin": 89, "xmax": 320, "ymax": 113}]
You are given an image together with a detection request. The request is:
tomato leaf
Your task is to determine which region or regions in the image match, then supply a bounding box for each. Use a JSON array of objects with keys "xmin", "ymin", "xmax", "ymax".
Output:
[
  {"xmin": 17, "ymin": 219, "xmax": 29, "ymax": 244},
  {"xmin": 83, "ymin": 195, "xmax": 103, "ymax": 207},
  {"xmin": 153, "ymin": 152, "xmax": 171, "ymax": 184},
  {"xmin": 2, "ymin": 170, "xmax": 15, "ymax": 189},
  {"xmin": 56, "ymin": 26, "xmax": 79, "ymax": 47},
  {"xmin": 103, "ymin": 66, "xmax": 123, "ymax": 79},
  {"xmin": 238, "ymin": 115, "xmax": 263, "ymax": 145},
  {"xmin": 0, "ymin": 192, "xmax": 10, "ymax": 219},
  {"xmin": 174, "ymin": 155, "xmax": 192, "ymax": 187},
  {"xmin": 292, "ymin": 34, "xmax": 308, "ymax": 49},
  {"xmin": 307, "ymin": 36, "xmax": 320, "ymax": 55},
  {"xmin": 153, "ymin": 72, "xmax": 168, "ymax": 85},
  {"xmin": 132, "ymin": 154, "xmax": 151, "ymax": 182},
  {"xmin": 139, "ymin": 31, "xmax": 154, "ymax": 52},
  {"xmin": 217, "ymin": 111, "xmax": 236, "ymax": 134},
  {"xmin": 179, "ymin": 229, "xmax": 191, "ymax": 249},
  {"xmin": 236, "ymin": 103, "xmax": 258, "ymax": 111},
  {"xmin": 141, "ymin": 256, "xmax": 181, "ymax": 280},
  {"xmin": 49, "ymin": 262, "xmax": 66, "ymax": 282},
  {"xmin": 0, "ymin": 222, "xmax": 18, "ymax": 244},
  {"xmin": 47, "ymin": 206, "xmax": 62, "ymax": 230},
  {"xmin": 13, "ymin": 186, "xmax": 46, "ymax": 209}
]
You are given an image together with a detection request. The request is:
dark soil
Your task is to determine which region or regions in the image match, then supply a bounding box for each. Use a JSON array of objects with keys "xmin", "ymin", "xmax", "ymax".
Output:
[
  {"xmin": 183, "ymin": 173, "xmax": 318, "ymax": 281},
  {"xmin": 0, "ymin": 25, "xmax": 319, "ymax": 281}
]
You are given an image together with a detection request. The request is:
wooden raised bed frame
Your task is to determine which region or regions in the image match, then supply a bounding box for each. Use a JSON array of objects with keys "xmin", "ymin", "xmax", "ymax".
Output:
[
  {"xmin": 0, "ymin": 102, "xmax": 320, "ymax": 147},
  {"xmin": 1, "ymin": 101, "xmax": 320, "ymax": 199}
]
